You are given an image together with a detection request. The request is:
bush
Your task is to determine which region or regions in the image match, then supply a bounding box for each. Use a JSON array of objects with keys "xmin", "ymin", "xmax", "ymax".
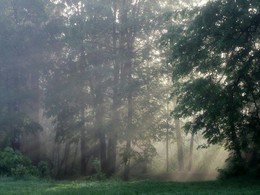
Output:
[
  {"xmin": 218, "ymin": 155, "xmax": 247, "ymax": 179},
  {"xmin": 0, "ymin": 147, "xmax": 50, "ymax": 178},
  {"xmin": 11, "ymin": 165, "xmax": 29, "ymax": 178},
  {"xmin": 0, "ymin": 147, "xmax": 32, "ymax": 176},
  {"xmin": 90, "ymin": 159, "xmax": 106, "ymax": 181},
  {"xmin": 38, "ymin": 161, "xmax": 50, "ymax": 178}
]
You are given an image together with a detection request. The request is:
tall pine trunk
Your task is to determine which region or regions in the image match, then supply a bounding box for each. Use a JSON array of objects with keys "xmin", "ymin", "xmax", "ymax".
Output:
[
  {"xmin": 95, "ymin": 92, "xmax": 107, "ymax": 174},
  {"xmin": 107, "ymin": 1, "xmax": 119, "ymax": 176},
  {"xmin": 166, "ymin": 102, "xmax": 170, "ymax": 172},
  {"xmin": 188, "ymin": 132, "xmax": 194, "ymax": 171},
  {"xmin": 175, "ymin": 118, "xmax": 184, "ymax": 171},
  {"xmin": 123, "ymin": 91, "xmax": 133, "ymax": 181},
  {"xmin": 228, "ymin": 89, "xmax": 242, "ymax": 160},
  {"xmin": 80, "ymin": 108, "xmax": 87, "ymax": 175},
  {"xmin": 22, "ymin": 69, "xmax": 41, "ymax": 163}
]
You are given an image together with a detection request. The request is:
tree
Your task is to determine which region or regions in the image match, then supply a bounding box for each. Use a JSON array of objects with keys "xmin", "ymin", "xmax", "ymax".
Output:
[
  {"xmin": 163, "ymin": 0, "xmax": 260, "ymax": 176},
  {"xmin": 44, "ymin": 0, "xmax": 175, "ymax": 179},
  {"xmin": 0, "ymin": 0, "xmax": 50, "ymax": 162}
]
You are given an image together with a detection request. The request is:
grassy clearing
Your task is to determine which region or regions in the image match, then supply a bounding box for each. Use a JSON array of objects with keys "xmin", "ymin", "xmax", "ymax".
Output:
[{"xmin": 0, "ymin": 177, "xmax": 260, "ymax": 194}]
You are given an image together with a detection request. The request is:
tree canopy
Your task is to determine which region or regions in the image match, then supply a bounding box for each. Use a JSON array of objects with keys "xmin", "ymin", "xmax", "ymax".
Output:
[
  {"xmin": 164, "ymin": 0, "xmax": 260, "ymax": 176},
  {"xmin": 1, "ymin": 0, "xmax": 258, "ymax": 180}
]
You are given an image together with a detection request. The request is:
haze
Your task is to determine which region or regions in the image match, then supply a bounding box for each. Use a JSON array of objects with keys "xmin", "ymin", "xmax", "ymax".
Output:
[{"xmin": 0, "ymin": 0, "xmax": 242, "ymax": 182}]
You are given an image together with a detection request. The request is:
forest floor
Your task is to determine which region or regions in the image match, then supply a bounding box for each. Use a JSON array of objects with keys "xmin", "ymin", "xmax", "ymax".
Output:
[{"xmin": 0, "ymin": 177, "xmax": 260, "ymax": 194}]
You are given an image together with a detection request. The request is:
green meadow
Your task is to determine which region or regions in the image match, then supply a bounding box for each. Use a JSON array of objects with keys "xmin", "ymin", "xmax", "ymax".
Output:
[{"xmin": 1, "ymin": 177, "xmax": 260, "ymax": 195}]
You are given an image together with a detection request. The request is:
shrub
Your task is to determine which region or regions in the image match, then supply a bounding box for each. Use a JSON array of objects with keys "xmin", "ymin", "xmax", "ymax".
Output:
[
  {"xmin": 0, "ymin": 147, "xmax": 46, "ymax": 178},
  {"xmin": 90, "ymin": 159, "xmax": 106, "ymax": 181},
  {"xmin": 38, "ymin": 161, "xmax": 50, "ymax": 178},
  {"xmin": 218, "ymin": 155, "xmax": 247, "ymax": 179},
  {"xmin": 11, "ymin": 164, "xmax": 29, "ymax": 178}
]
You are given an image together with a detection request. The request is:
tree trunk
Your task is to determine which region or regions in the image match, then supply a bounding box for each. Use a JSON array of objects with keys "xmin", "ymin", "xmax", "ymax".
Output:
[
  {"xmin": 123, "ymin": 88, "xmax": 133, "ymax": 180},
  {"xmin": 188, "ymin": 132, "xmax": 194, "ymax": 171},
  {"xmin": 166, "ymin": 102, "xmax": 170, "ymax": 172},
  {"xmin": 166, "ymin": 127, "xmax": 169, "ymax": 172},
  {"xmin": 228, "ymin": 90, "xmax": 242, "ymax": 160},
  {"xmin": 123, "ymin": 40, "xmax": 134, "ymax": 180},
  {"xmin": 123, "ymin": 140, "xmax": 131, "ymax": 181},
  {"xmin": 22, "ymin": 69, "xmax": 41, "ymax": 164},
  {"xmin": 9, "ymin": 72, "xmax": 21, "ymax": 151},
  {"xmin": 107, "ymin": 1, "xmax": 119, "ymax": 176},
  {"xmin": 230, "ymin": 122, "xmax": 242, "ymax": 160},
  {"xmin": 121, "ymin": 0, "xmax": 140, "ymax": 180},
  {"xmin": 61, "ymin": 141, "xmax": 71, "ymax": 176},
  {"xmin": 80, "ymin": 108, "xmax": 87, "ymax": 175},
  {"xmin": 175, "ymin": 118, "xmax": 184, "ymax": 171},
  {"xmin": 107, "ymin": 135, "xmax": 117, "ymax": 176},
  {"xmin": 95, "ymin": 98, "xmax": 107, "ymax": 174}
]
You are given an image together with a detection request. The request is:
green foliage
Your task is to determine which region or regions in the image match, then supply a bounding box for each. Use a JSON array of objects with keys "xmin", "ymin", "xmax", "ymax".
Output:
[
  {"xmin": 11, "ymin": 165, "xmax": 31, "ymax": 178},
  {"xmin": 0, "ymin": 147, "xmax": 33, "ymax": 177},
  {"xmin": 218, "ymin": 153, "xmax": 260, "ymax": 179},
  {"xmin": 42, "ymin": 0, "xmax": 175, "ymax": 179},
  {"xmin": 0, "ymin": 0, "xmax": 48, "ymax": 151},
  {"xmin": 0, "ymin": 113, "xmax": 43, "ymax": 134},
  {"xmin": 0, "ymin": 147, "xmax": 50, "ymax": 178},
  {"xmin": 164, "ymin": 0, "xmax": 260, "ymax": 176},
  {"xmin": 218, "ymin": 155, "xmax": 247, "ymax": 179},
  {"xmin": 37, "ymin": 161, "xmax": 51, "ymax": 178},
  {"xmin": 90, "ymin": 159, "xmax": 106, "ymax": 181}
]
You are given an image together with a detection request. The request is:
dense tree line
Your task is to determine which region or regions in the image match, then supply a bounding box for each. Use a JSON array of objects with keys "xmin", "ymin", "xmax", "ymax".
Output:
[
  {"xmin": 0, "ymin": 0, "xmax": 178, "ymax": 179},
  {"xmin": 1, "ymin": 0, "xmax": 258, "ymax": 180},
  {"xmin": 163, "ymin": 0, "xmax": 260, "ymax": 177}
]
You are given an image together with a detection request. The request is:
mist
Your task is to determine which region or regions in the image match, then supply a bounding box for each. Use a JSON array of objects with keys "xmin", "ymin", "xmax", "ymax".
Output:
[{"xmin": 2, "ymin": 0, "xmax": 258, "ymax": 183}]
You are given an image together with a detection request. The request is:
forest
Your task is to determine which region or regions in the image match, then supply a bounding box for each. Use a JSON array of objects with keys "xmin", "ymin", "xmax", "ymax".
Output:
[{"xmin": 0, "ymin": 0, "xmax": 259, "ymax": 187}]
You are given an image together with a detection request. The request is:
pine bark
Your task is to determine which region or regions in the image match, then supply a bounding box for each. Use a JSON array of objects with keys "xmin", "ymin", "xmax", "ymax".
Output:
[
  {"xmin": 107, "ymin": 1, "xmax": 119, "ymax": 176},
  {"xmin": 175, "ymin": 118, "xmax": 184, "ymax": 171}
]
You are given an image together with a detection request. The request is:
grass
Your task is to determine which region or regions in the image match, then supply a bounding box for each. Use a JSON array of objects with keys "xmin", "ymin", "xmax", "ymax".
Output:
[{"xmin": 0, "ymin": 177, "xmax": 260, "ymax": 194}]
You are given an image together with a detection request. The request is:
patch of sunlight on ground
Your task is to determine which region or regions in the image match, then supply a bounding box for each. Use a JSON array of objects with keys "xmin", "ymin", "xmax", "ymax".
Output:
[{"xmin": 45, "ymin": 181, "xmax": 95, "ymax": 192}]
